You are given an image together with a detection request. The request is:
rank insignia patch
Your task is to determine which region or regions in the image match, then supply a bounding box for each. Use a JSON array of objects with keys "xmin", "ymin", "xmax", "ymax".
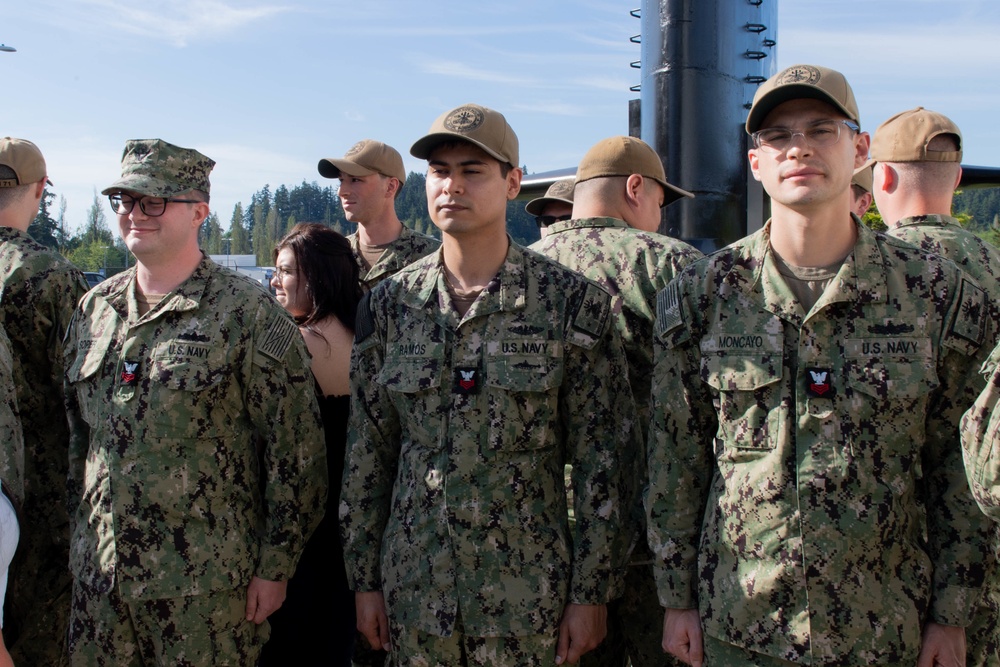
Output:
[
  {"xmin": 121, "ymin": 360, "xmax": 139, "ymax": 386},
  {"xmin": 805, "ymin": 367, "xmax": 834, "ymax": 397},
  {"xmin": 454, "ymin": 367, "xmax": 480, "ymax": 395}
]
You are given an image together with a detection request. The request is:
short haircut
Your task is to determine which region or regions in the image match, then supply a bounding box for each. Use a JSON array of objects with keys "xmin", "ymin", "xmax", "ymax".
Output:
[{"xmin": 0, "ymin": 166, "xmax": 33, "ymax": 210}]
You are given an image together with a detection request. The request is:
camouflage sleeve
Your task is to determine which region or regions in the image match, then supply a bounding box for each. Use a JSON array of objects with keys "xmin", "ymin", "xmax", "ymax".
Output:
[
  {"xmin": 562, "ymin": 281, "xmax": 635, "ymax": 604},
  {"xmin": 43, "ymin": 265, "xmax": 89, "ymax": 385},
  {"xmin": 0, "ymin": 327, "xmax": 23, "ymax": 504},
  {"xmin": 645, "ymin": 280, "xmax": 718, "ymax": 609},
  {"xmin": 62, "ymin": 306, "xmax": 89, "ymax": 525},
  {"xmin": 924, "ymin": 276, "xmax": 992, "ymax": 626},
  {"xmin": 339, "ymin": 291, "xmax": 401, "ymax": 592},
  {"xmin": 962, "ymin": 342, "xmax": 1000, "ymax": 520},
  {"xmin": 246, "ymin": 303, "xmax": 328, "ymax": 582}
]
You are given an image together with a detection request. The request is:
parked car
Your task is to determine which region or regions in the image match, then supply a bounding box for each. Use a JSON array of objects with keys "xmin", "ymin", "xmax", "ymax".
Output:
[{"xmin": 83, "ymin": 272, "xmax": 104, "ymax": 289}]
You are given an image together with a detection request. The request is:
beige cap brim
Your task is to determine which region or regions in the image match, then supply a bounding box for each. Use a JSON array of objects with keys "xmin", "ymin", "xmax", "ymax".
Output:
[{"xmin": 318, "ymin": 158, "xmax": 376, "ymax": 179}]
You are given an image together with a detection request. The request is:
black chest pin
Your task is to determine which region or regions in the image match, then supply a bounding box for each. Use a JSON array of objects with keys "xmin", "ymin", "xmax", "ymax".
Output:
[
  {"xmin": 453, "ymin": 367, "xmax": 480, "ymax": 395},
  {"xmin": 805, "ymin": 367, "xmax": 834, "ymax": 398}
]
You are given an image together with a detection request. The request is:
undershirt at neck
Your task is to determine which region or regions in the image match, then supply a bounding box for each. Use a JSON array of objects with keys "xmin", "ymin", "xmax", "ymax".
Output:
[
  {"xmin": 358, "ymin": 242, "xmax": 390, "ymax": 273},
  {"xmin": 771, "ymin": 251, "xmax": 842, "ymax": 313}
]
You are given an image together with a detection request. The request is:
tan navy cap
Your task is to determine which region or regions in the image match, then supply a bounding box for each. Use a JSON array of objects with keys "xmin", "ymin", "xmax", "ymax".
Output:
[
  {"xmin": 0, "ymin": 137, "xmax": 52, "ymax": 188},
  {"xmin": 870, "ymin": 107, "xmax": 962, "ymax": 163},
  {"xmin": 410, "ymin": 103, "xmax": 518, "ymax": 168},
  {"xmin": 575, "ymin": 135, "xmax": 693, "ymax": 206},
  {"xmin": 746, "ymin": 64, "xmax": 859, "ymax": 134},
  {"xmin": 318, "ymin": 139, "xmax": 406, "ymax": 184}
]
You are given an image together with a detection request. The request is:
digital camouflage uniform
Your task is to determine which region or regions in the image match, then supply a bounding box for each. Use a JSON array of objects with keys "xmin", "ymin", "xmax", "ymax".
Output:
[
  {"xmin": 0, "ymin": 323, "xmax": 22, "ymax": 502},
  {"xmin": 340, "ymin": 242, "xmax": 636, "ymax": 664},
  {"xmin": 63, "ymin": 256, "xmax": 327, "ymax": 666},
  {"xmin": 349, "ymin": 224, "xmax": 440, "ymax": 290},
  {"xmin": 887, "ymin": 212, "xmax": 1000, "ymax": 666},
  {"xmin": 963, "ymin": 343, "xmax": 1000, "ymax": 517},
  {"xmin": 531, "ymin": 216, "xmax": 702, "ymax": 667},
  {"xmin": 647, "ymin": 219, "xmax": 993, "ymax": 664},
  {"xmin": 0, "ymin": 225, "xmax": 87, "ymax": 666}
]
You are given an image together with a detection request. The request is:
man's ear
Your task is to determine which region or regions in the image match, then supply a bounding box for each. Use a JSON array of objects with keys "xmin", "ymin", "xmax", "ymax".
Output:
[
  {"xmin": 854, "ymin": 132, "xmax": 871, "ymax": 169},
  {"xmin": 506, "ymin": 167, "xmax": 523, "ymax": 201},
  {"xmin": 748, "ymin": 149, "xmax": 762, "ymax": 182},
  {"xmin": 625, "ymin": 174, "xmax": 644, "ymax": 206}
]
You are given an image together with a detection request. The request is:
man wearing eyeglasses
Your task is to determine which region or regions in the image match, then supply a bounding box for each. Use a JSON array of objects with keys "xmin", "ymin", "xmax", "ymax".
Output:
[
  {"xmin": 0, "ymin": 137, "xmax": 88, "ymax": 667},
  {"xmin": 531, "ymin": 136, "xmax": 700, "ymax": 667},
  {"xmin": 647, "ymin": 65, "xmax": 993, "ymax": 666},
  {"xmin": 63, "ymin": 139, "xmax": 327, "ymax": 666},
  {"xmin": 525, "ymin": 178, "xmax": 575, "ymax": 239}
]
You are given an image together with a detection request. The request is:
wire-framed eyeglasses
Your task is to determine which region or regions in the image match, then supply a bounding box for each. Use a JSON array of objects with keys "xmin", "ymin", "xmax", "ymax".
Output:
[{"xmin": 751, "ymin": 119, "xmax": 860, "ymax": 153}]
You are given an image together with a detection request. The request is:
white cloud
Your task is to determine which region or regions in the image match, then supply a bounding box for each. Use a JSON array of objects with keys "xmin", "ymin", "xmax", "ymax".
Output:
[{"xmin": 59, "ymin": 0, "xmax": 292, "ymax": 47}]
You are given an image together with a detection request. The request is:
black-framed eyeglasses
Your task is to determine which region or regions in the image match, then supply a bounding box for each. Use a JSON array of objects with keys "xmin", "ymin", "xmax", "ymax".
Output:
[
  {"xmin": 751, "ymin": 119, "xmax": 860, "ymax": 153},
  {"xmin": 535, "ymin": 214, "xmax": 572, "ymax": 227},
  {"xmin": 108, "ymin": 193, "xmax": 202, "ymax": 217}
]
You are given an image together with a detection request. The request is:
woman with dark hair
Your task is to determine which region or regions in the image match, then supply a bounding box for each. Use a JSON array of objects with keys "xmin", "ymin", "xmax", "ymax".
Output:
[{"xmin": 259, "ymin": 223, "xmax": 362, "ymax": 666}]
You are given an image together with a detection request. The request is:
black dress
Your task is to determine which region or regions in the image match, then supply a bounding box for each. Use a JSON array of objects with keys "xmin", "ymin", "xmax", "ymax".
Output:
[{"xmin": 258, "ymin": 393, "xmax": 354, "ymax": 666}]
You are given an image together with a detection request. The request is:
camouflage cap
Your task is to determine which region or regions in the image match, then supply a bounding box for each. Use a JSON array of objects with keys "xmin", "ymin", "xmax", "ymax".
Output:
[
  {"xmin": 318, "ymin": 139, "xmax": 406, "ymax": 185},
  {"xmin": 0, "ymin": 137, "xmax": 52, "ymax": 188},
  {"xmin": 851, "ymin": 164, "xmax": 873, "ymax": 194},
  {"xmin": 525, "ymin": 178, "xmax": 575, "ymax": 216},
  {"xmin": 575, "ymin": 135, "xmax": 693, "ymax": 206},
  {"xmin": 410, "ymin": 103, "xmax": 519, "ymax": 168},
  {"xmin": 870, "ymin": 107, "xmax": 962, "ymax": 164},
  {"xmin": 101, "ymin": 139, "xmax": 215, "ymax": 197},
  {"xmin": 746, "ymin": 64, "xmax": 859, "ymax": 134}
]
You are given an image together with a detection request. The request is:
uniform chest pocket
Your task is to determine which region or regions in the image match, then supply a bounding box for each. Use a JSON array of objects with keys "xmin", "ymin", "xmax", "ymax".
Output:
[
  {"xmin": 846, "ymin": 361, "xmax": 939, "ymax": 402},
  {"xmin": 378, "ymin": 357, "xmax": 444, "ymax": 450},
  {"xmin": 66, "ymin": 335, "xmax": 114, "ymax": 427},
  {"xmin": 377, "ymin": 357, "xmax": 443, "ymax": 393},
  {"xmin": 151, "ymin": 341, "xmax": 229, "ymax": 391},
  {"xmin": 484, "ymin": 355, "xmax": 563, "ymax": 454},
  {"xmin": 702, "ymin": 353, "xmax": 784, "ymax": 452}
]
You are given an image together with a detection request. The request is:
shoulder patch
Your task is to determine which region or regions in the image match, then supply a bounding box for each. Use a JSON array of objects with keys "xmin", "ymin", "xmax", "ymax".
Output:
[
  {"xmin": 655, "ymin": 282, "xmax": 685, "ymax": 337},
  {"xmin": 572, "ymin": 282, "xmax": 611, "ymax": 339},
  {"xmin": 951, "ymin": 278, "xmax": 987, "ymax": 346},
  {"xmin": 355, "ymin": 292, "xmax": 376, "ymax": 343},
  {"xmin": 257, "ymin": 311, "xmax": 298, "ymax": 362}
]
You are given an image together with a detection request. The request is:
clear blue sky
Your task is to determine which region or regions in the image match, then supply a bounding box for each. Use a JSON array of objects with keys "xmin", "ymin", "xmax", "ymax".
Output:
[{"xmin": 3, "ymin": 0, "xmax": 999, "ymax": 233}]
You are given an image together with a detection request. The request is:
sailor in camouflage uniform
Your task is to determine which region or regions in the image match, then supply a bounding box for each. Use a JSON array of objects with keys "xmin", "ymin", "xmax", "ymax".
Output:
[
  {"xmin": 63, "ymin": 140, "xmax": 327, "ymax": 666},
  {"xmin": 869, "ymin": 106, "xmax": 1000, "ymax": 667},
  {"xmin": 525, "ymin": 177, "xmax": 574, "ymax": 239},
  {"xmin": 340, "ymin": 104, "xmax": 635, "ymax": 666},
  {"xmin": 531, "ymin": 136, "xmax": 701, "ymax": 667},
  {"xmin": 319, "ymin": 139, "xmax": 439, "ymax": 290},
  {"xmin": 0, "ymin": 137, "xmax": 88, "ymax": 666},
  {"xmin": 647, "ymin": 65, "xmax": 994, "ymax": 666}
]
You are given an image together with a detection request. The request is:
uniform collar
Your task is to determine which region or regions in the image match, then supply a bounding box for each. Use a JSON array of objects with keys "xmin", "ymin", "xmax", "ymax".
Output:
[
  {"xmin": 402, "ymin": 237, "xmax": 528, "ymax": 328},
  {"xmin": 724, "ymin": 216, "xmax": 887, "ymax": 321},
  {"xmin": 105, "ymin": 254, "xmax": 216, "ymax": 322},
  {"xmin": 352, "ymin": 225, "xmax": 420, "ymax": 282},
  {"xmin": 545, "ymin": 216, "xmax": 629, "ymax": 235},
  {"xmin": 894, "ymin": 213, "xmax": 957, "ymax": 228}
]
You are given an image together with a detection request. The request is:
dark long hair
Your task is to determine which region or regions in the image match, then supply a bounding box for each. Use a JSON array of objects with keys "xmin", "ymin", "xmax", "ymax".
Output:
[{"xmin": 273, "ymin": 223, "xmax": 362, "ymax": 334}]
